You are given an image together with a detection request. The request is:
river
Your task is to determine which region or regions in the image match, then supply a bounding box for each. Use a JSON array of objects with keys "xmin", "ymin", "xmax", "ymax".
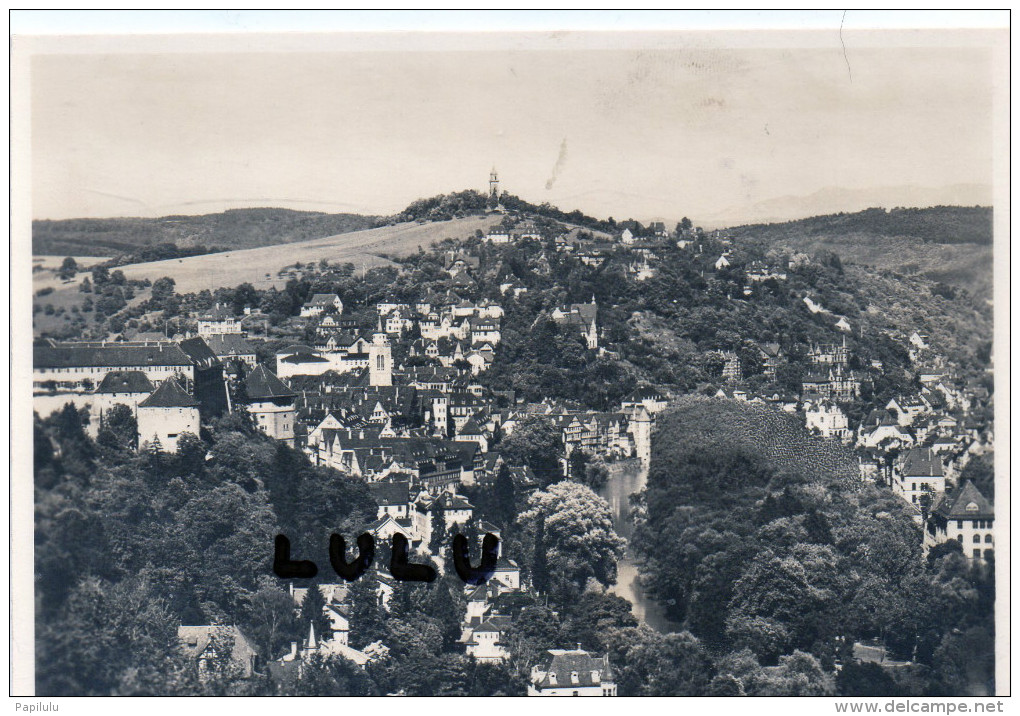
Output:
[{"xmin": 600, "ymin": 460, "xmax": 681, "ymax": 633}]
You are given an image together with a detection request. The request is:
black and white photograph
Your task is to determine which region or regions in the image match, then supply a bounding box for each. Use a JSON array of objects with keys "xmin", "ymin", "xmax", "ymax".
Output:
[{"xmin": 10, "ymin": 11, "xmax": 1010, "ymax": 703}]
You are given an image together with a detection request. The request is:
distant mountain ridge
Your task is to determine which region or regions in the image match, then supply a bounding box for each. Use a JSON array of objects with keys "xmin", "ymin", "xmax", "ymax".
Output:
[
  {"xmin": 705, "ymin": 183, "xmax": 992, "ymax": 227},
  {"xmin": 34, "ymin": 186, "xmax": 994, "ymax": 264},
  {"xmin": 727, "ymin": 205, "xmax": 992, "ymax": 245}
]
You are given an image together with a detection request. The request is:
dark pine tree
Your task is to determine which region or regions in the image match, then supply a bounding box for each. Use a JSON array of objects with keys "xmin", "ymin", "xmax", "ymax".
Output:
[
  {"xmin": 300, "ymin": 584, "xmax": 332, "ymax": 644},
  {"xmin": 348, "ymin": 576, "xmax": 387, "ymax": 650},
  {"xmin": 429, "ymin": 503, "xmax": 448, "ymax": 560},
  {"xmin": 531, "ymin": 515, "xmax": 549, "ymax": 595},
  {"xmin": 493, "ymin": 463, "xmax": 517, "ymax": 528},
  {"xmin": 97, "ymin": 403, "xmax": 138, "ymax": 452},
  {"xmin": 568, "ymin": 450, "xmax": 588, "ymax": 481}
]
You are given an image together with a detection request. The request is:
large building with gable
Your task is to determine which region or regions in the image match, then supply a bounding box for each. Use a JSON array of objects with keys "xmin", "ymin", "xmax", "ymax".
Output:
[
  {"xmin": 34, "ymin": 339, "xmax": 194, "ymax": 391},
  {"xmin": 924, "ymin": 480, "xmax": 995, "ymax": 562},
  {"xmin": 136, "ymin": 377, "xmax": 201, "ymax": 452},
  {"xmin": 244, "ymin": 364, "xmax": 297, "ymax": 447},
  {"xmin": 527, "ymin": 647, "xmax": 616, "ymax": 696}
]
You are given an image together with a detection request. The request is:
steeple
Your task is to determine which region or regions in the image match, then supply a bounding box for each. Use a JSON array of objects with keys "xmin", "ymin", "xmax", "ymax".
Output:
[{"xmin": 304, "ymin": 622, "xmax": 317, "ymax": 652}]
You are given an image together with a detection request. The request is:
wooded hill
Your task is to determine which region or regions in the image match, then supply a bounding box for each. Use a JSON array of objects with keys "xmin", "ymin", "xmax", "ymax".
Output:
[
  {"xmin": 731, "ymin": 206, "xmax": 992, "ymax": 245},
  {"xmin": 33, "ymin": 190, "xmax": 621, "ymax": 259},
  {"xmin": 630, "ymin": 396, "xmax": 994, "ymax": 694},
  {"xmin": 32, "ymin": 208, "xmax": 382, "ymax": 257},
  {"xmin": 727, "ymin": 206, "xmax": 994, "ymax": 301}
]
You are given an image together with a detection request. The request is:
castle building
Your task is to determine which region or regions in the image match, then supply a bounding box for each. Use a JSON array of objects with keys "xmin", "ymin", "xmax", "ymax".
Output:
[
  {"xmin": 808, "ymin": 338, "xmax": 850, "ymax": 366},
  {"xmin": 244, "ymin": 364, "xmax": 297, "ymax": 447},
  {"xmin": 94, "ymin": 370, "xmax": 154, "ymax": 410},
  {"xmin": 136, "ymin": 377, "xmax": 201, "ymax": 452},
  {"xmin": 33, "ymin": 339, "xmax": 193, "ymax": 391},
  {"xmin": 178, "ymin": 336, "xmax": 230, "ymax": 419}
]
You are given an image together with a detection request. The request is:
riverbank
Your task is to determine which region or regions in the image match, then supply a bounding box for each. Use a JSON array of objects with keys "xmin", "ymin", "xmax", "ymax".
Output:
[{"xmin": 599, "ymin": 459, "xmax": 681, "ymax": 633}]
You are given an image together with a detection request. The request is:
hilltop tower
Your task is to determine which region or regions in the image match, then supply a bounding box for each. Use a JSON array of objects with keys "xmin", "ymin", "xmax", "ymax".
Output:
[
  {"xmin": 489, "ymin": 168, "xmax": 500, "ymax": 201},
  {"xmin": 368, "ymin": 331, "xmax": 393, "ymax": 387}
]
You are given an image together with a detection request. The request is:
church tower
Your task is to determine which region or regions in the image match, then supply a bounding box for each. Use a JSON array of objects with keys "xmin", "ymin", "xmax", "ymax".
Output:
[{"xmin": 368, "ymin": 331, "xmax": 393, "ymax": 387}]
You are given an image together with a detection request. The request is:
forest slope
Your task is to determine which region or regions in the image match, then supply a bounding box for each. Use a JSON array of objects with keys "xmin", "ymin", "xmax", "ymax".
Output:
[
  {"xmin": 33, "ymin": 208, "xmax": 383, "ymax": 257},
  {"xmin": 630, "ymin": 396, "xmax": 994, "ymax": 694},
  {"xmin": 726, "ymin": 206, "xmax": 994, "ymax": 301}
]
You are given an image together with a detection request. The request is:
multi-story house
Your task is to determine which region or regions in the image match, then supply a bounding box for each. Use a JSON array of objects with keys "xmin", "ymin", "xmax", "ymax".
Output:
[
  {"xmin": 203, "ymin": 333, "xmax": 258, "ymax": 370},
  {"xmin": 468, "ymin": 316, "xmax": 501, "ymax": 346},
  {"xmin": 369, "ymin": 480, "xmax": 411, "ymax": 521},
  {"xmin": 801, "ymin": 365, "xmax": 860, "ymax": 401},
  {"xmin": 620, "ymin": 385, "xmax": 669, "ymax": 415},
  {"xmin": 562, "ymin": 412, "xmax": 633, "ymax": 460},
  {"xmin": 892, "ymin": 448, "xmax": 945, "ymax": 510},
  {"xmin": 804, "ymin": 399, "xmax": 851, "ymax": 442},
  {"xmin": 464, "ymin": 615, "xmax": 512, "ymax": 663},
  {"xmin": 300, "ymin": 293, "xmax": 343, "ymax": 318},
  {"xmin": 885, "ymin": 395, "xmax": 930, "ymax": 427},
  {"xmin": 435, "ymin": 492, "xmax": 474, "ymax": 530},
  {"xmin": 528, "ymin": 648, "xmax": 617, "ymax": 696},
  {"xmin": 720, "ymin": 351, "xmax": 741, "ymax": 383},
  {"xmin": 551, "ymin": 298, "xmax": 598, "ymax": 350},
  {"xmin": 758, "ymin": 342, "xmax": 783, "ymax": 380},
  {"xmin": 857, "ymin": 409, "xmax": 915, "ymax": 450},
  {"xmin": 196, "ymin": 304, "xmax": 244, "ymax": 336},
  {"xmin": 924, "ymin": 480, "xmax": 994, "ymax": 562}
]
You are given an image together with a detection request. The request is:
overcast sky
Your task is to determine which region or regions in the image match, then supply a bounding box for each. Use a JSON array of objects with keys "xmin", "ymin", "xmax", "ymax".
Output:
[{"xmin": 29, "ymin": 34, "xmax": 999, "ymax": 224}]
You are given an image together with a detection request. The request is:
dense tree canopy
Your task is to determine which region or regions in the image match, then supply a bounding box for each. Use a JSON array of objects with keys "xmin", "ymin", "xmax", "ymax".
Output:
[
  {"xmin": 33, "ymin": 409, "xmax": 375, "ymax": 695},
  {"xmin": 631, "ymin": 397, "xmax": 995, "ymax": 695},
  {"xmin": 518, "ymin": 481, "xmax": 625, "ymax": 600}
]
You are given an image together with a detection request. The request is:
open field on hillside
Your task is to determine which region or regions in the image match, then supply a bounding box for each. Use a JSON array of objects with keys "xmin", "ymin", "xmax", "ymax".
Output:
[
  {"xmin": 112, "ymin": 215, "xmax": 497, "ymax": 293},
  {"xmin": 31, "ymin": 216, "xmax": 496, "ymax": 336},
  {"xmin": 31, "ymin": 256, "xmax": 113, "ymax": 292},
  {"xmin": 33, "ymin": 255, "xmax": 112, "ymax": 270},
  {"xmin": 33, "ymin": 215, "xmax": 496, "ymax": 300}
]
